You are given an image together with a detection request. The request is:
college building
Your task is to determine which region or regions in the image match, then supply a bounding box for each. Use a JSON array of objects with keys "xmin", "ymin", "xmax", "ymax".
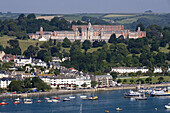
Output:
[{"xmin": 28, "ymin": 21, "xmax": 146, "ymax": 42}]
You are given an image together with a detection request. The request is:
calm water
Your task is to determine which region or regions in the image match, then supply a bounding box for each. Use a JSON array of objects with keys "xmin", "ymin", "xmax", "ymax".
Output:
[{"xmin": 0, "ymin": 90, "xmax": 170, "ymax": 113}]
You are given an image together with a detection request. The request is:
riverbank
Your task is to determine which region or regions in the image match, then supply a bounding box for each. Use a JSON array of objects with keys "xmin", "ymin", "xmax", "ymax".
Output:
[{"xmin": 1, "ymin": 83, "xmax": 170, "ymax": 99}]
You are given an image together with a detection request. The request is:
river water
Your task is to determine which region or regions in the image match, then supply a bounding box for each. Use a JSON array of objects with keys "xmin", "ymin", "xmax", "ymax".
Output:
[{"xmin": 0, "ymin": 90, "xmax": 170, "ymax": 113}]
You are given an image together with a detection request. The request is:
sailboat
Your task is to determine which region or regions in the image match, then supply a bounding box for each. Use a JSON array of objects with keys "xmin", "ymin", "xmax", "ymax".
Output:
[{"xmin": 135, "ymin": 93, "xmax": 147, "ymax": 100}]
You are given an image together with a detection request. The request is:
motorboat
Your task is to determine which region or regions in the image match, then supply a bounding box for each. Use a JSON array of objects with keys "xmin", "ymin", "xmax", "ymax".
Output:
[
  {"xmin": 69, "ymin": 96, "xmax": 76, "ymax": 99},
  {"xmin": 47, "ymin": 99, "xmax": 53, "ymax": 102},
  {"xmin": 165, "ymin": 103, "xmax": 170, "ymax": 109},
  {"xmin": 24, "ymin": 99, "xmax": 33, "ymax": 104},
  {"xmin": 80, "ymin": 95, "xmax": 87, "ymax": 99},
  {"xmin": 52, "ymin": 99, "xmax": 60, "ymax": 103},
  {"xmin": 36, "ymin": 100, "xmax": 42, "ymax": 103},
  {"xmin": 124, "ymin": 90, "xmax": 142, "ymax": 98},
  {"xmin": 53, "ymin": 97, "xmax": 59, "ymax": 99},
  {"xmin": 151, "ymin": 88, "xmax": 170, "ymax": 96},
  {"xmin": 89, "ymin": 96, "xmax": 98, "ymax": 100},
  {"xmin": 135, "ymin": 93, "xmax": 147, "ymax": 100},
  {"xmin": 116, "ymin": 107, "xmax": 123, "ymax": 111},
  {"xmin": 0, "ymin": 102, "xmax": 8, "ymax": 105},
  {"xmin": 44, "ymin": 97, "xmax": 50, "ymax": 100},
  {"xmin": 63, "ymin": 98, "xmax": 71, "ymax": 101},
  {"xmin": 14, "ymin": 101, "xmax": 20, "ymax": 104},
  {"xmin": 14, "ymin": 98, "xmax": 20, "ymax": 101}
]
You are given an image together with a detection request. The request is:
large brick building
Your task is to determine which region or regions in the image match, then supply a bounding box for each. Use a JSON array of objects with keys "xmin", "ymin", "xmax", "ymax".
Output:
[{"xmin": 28, "ymin": 21, "xmax": 146, "ymax": 42}]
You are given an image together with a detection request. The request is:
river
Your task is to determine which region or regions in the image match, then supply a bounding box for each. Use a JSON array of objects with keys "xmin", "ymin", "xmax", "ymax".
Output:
[{"xmin": 0, "ymin": 90, "xmax": 170, "ymax": 113}]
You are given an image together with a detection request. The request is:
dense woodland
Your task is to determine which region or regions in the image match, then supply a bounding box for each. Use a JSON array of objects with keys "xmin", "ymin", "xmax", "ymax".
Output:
[{"xmin": 0, "ymin": 14, "xmax": 169, "ymax": 75}]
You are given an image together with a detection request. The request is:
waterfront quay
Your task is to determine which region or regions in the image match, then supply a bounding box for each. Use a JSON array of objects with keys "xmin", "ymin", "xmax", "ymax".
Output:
[{"xmin": 1, "ymin": 83, "xmax": 170, "ymax": 99}]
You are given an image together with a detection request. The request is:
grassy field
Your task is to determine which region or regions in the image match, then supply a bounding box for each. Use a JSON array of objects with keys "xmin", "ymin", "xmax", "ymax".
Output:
[
  {"xmin": 0, "ymin": 36, "xmax": 44, "ymax": 53},
  {"xmin": 117, "ymin": 76, "xmax": 170, "ymax": 84},
  {"xmin": 159, "ymin": 44, "xmax": 170, "ymax": 53},
  {"xmin": 104, "ymin": 14, "xmax": 135, "ymax": 18}
]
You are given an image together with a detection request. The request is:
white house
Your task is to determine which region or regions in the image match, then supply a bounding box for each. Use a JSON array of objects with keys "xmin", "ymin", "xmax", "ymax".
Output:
[
  {"xmin": 0, "ymin": 51, "xmax": 5, "ymax": 61},
  {"xmin": 167, "ymin": 67, "xmax": 170, "ymax": 72},
  {"xmin": 0, "ymin": 71, "xmax": 9, "ymax": 78},
  {"xmin": 153, "ymin": 67, "xmax": 163, "ymax": 73},
  {"xmin": 31, "ymin": 59, "xmax": 47, "ymax": 67},
  {"xmin": 91, "ymin": 75, "xmax": 113, "ymax": 87},
  {"xmin": 0, "ymin": 78, "xmax": 15, "ymax": 88},
  {"xmin": 76, "ymin": 75, "xmax": 91, "ymax": 88},
  {"xmin": 111, "ymin": 67, "xmax": 149, "ymax": 73},
  {"xmin": 14, "ymin": 57, "xmax": 32, "ymax": 66}
]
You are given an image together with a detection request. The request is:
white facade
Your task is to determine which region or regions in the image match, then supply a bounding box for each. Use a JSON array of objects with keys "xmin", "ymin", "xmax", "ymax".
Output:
[
  {"xmin": 153, "ymin": 67, "xmax": 163, "ymax": 73},
  {"xmin": 40, "ymin": 77, "xmax": 51, "ymax": 85},
  {"xmin": 0, "ymin": 51, "xmax": 5, "ymax": 61},
  {"xmin": 111, "ymin": 67, "xmax": 149, "ymax": 73},
  {"xmin": 14, "ymin": 57, "xmax": 32, "ymax": 66},
  {"xmin": 76, "ymin": 76, "xmax": 91, "ymax": 88},
  {"xmin": 31, "ymin": 59, "xmax": 47, "ymax": 67},
  {"xmin": 0, "ymin": 78, "xmax": 15, "ymax": 88},
  {"xmin": 0, "ymin": 73, "xmax": 9, "ymax": 78}
]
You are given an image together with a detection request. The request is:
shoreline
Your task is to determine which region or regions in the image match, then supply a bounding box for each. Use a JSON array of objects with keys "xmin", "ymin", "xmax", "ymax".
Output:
[{"xmin": 1, "ymin": 83, "xmax": 170, "ymax": 99}]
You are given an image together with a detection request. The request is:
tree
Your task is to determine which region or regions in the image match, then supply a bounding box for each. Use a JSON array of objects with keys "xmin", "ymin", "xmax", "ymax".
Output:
[
  {"xmin": 158, "ymin": 77, "xmax": 164, "ymax": 83},
  {"xmin": 27, "ymin": 13, "xmax": 36, "ymax": 19},
  {"xmin": 130, "ymin": 79, "xmax": 134, "ymax": 84},
  {"xmin": 117, "ymin": 79, "xmax": 122, "ymax": 83},
  {"xmin": 8, "ymin": 40, "xmax": 19, "ymax": 48},
  {"xmin": 62, "ymin": 37, "xmax": 71, "ymax": 48},
  {"xmin": 145, "ymin": 77, "xmax": 152, "ymax": 83},
  {"xmin": 136, "ymin": 79, "xmax": 144, "ymax": 84},
  {"xmin": 23, "ymin": 78, "xmax": 32, "ymax": 88},
  {"xmin": 136, "ymin": 22, "xmax": 145, "ymax": 31},
  {"xmin": 8, "ymin": 80, "xmax": 23, "ymax": 92},
  {"xmin": 110, "ymin": 72, "xmax": 118, "ymax": 80},
  {"xmin": 82, "ymin": 40, "xmax": 91, "ymax": 53},
  {"xmin": 24, "ymin": 45, "xmax": 39, "ymax": 57},
  {"xmin": 91, "ymin": 81, "xmax": 98, "ymax": 88},
  {"xmin": 123, "ymin": 79, "xmax": 127, "ymax": 83},
  {"xmin": 108, "ymin": 33, "xmax": 116, "ymax": 43},
  {"xmin": 81, "ymin": 83, "xmax": 87, "ymax": 88}
]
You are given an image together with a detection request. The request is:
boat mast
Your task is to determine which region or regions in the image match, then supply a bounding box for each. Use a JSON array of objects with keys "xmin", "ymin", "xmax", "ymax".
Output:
[{"xmin": 80, "ymin": 104, "xmax": 82, "ymax": 113}]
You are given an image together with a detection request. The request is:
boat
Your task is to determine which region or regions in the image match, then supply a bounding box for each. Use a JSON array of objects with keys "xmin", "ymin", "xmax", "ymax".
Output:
[
  {"xmin": 14, "ymin": 98, "xmax": 20, "ymax": 101},
  {"xmin": 14, "ymin": 101, "xmax": 20, "ymax": 104},
  {"xmin": 135, "ymin": 93, "xmax": 147, "ymax": 100},
  {"xmin": 36, "ymin": 100, "xmax": 42, "ymax": 103},
  {"xmin": 116, "ymin": 107, "xmax": 123, "ymax": 111},
  {"xmin": 47, "ymin": 99, "xmax": 53, "ymax": 102},
  {"xmin": 165, "ymin": 103, "xmax": 170, "ymax": 109},
  {"xmin": 52, "ymin": 99, "xmax": 60, "ymax": 103},
  {"xmin": 44, "ymin": 97, "xmax": 50, "ymax": 100},
  {"xmin": 81, "ymin": 97, "xmax": 88, "ymax": 100},
  {"xmin": 24, "ymin": 99, "xmax": 33, "ymax": 104},
  {"xmin": 63, "ymin": 98, "xmax": 70, "ymax": 101},
  {"xmin": 151, "ymin": 88, "xmax": 170, "ymax": 96},
  {"xmin": 124, "ymin": 90, "xmax": 142, "ymax": 98},
  {"xmin": 88, "ymin": 96, "xmax": 98, "ymax": 100},
  {"xmin": 0, "ymin": 102, "xmax": 8, "ymax": 105},
  {"xmin": 53, "ymin": 97, "xmax": 59, "ymax": 99},
  {"xmin": 80, "ymin": 95, "xmax": 87, "ymax": 99},
  {"xmin": 69, "ymin": 96, "xmax": 76, "ymax": 99}
]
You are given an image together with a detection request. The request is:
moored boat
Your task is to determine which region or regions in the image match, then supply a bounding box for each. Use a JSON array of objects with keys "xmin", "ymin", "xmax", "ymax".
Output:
[
  {"xmin": 14, "ymin": 98, "xmax": 20, "ymax": 101},
  {"xmin": 124, "ymin": 90, "xmax": 142, "ymax": 98},
  {"xmin": 52, "ymin": 99, "xmax": 60, "ymax": 102},
  {"xmin": 135, "ymin": 93, "xmax": 147, "ymax": 100},
  {"xmin": 24, "ymin": 99, "xmax": 33, "ymax": 104},
  {"xmin": 69, "ymin": 96, "xmax": 76, "ymax": 99},
  {"xmin": 53, "ymin": 97, "xmax": 59, "ymax": 99},
  {"xmin": 63, "ymin": 98, "xmax": 70, "ymax": 101},
  {"xmin": 0, "ymin": 102, "xmax": 8, "ymax": 105},
  {"xmin": 151, "ymin": 88, "xmax": 170, "ymax": 96},
  {"xmin": 14, "ymin": 101, "xmax": 20, "ymax": 104},
  {"xmin": 44, "ymin": 97, "xmax": 50, "ymax": 100},
  {"xmin": 89, "ymin": 96, "xmax": 98, "ymax": 100},
  {"xmin": 116, "ymin": 107, "xmax": 123, "ymax": 111},
  {"xmin": 36, "ymin": 100, "xmax": 42, "ymax": 103},
  {"xmin": 80, "ymin": 95, "xmax": 87, "ymax": 99},
  {"xmin": 165, "ymin": 103, "xmax": 170, "ymax": 109},
  {"xmin": 47, "ymin": 99, "xmax": 53, "ymax": 102}
]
